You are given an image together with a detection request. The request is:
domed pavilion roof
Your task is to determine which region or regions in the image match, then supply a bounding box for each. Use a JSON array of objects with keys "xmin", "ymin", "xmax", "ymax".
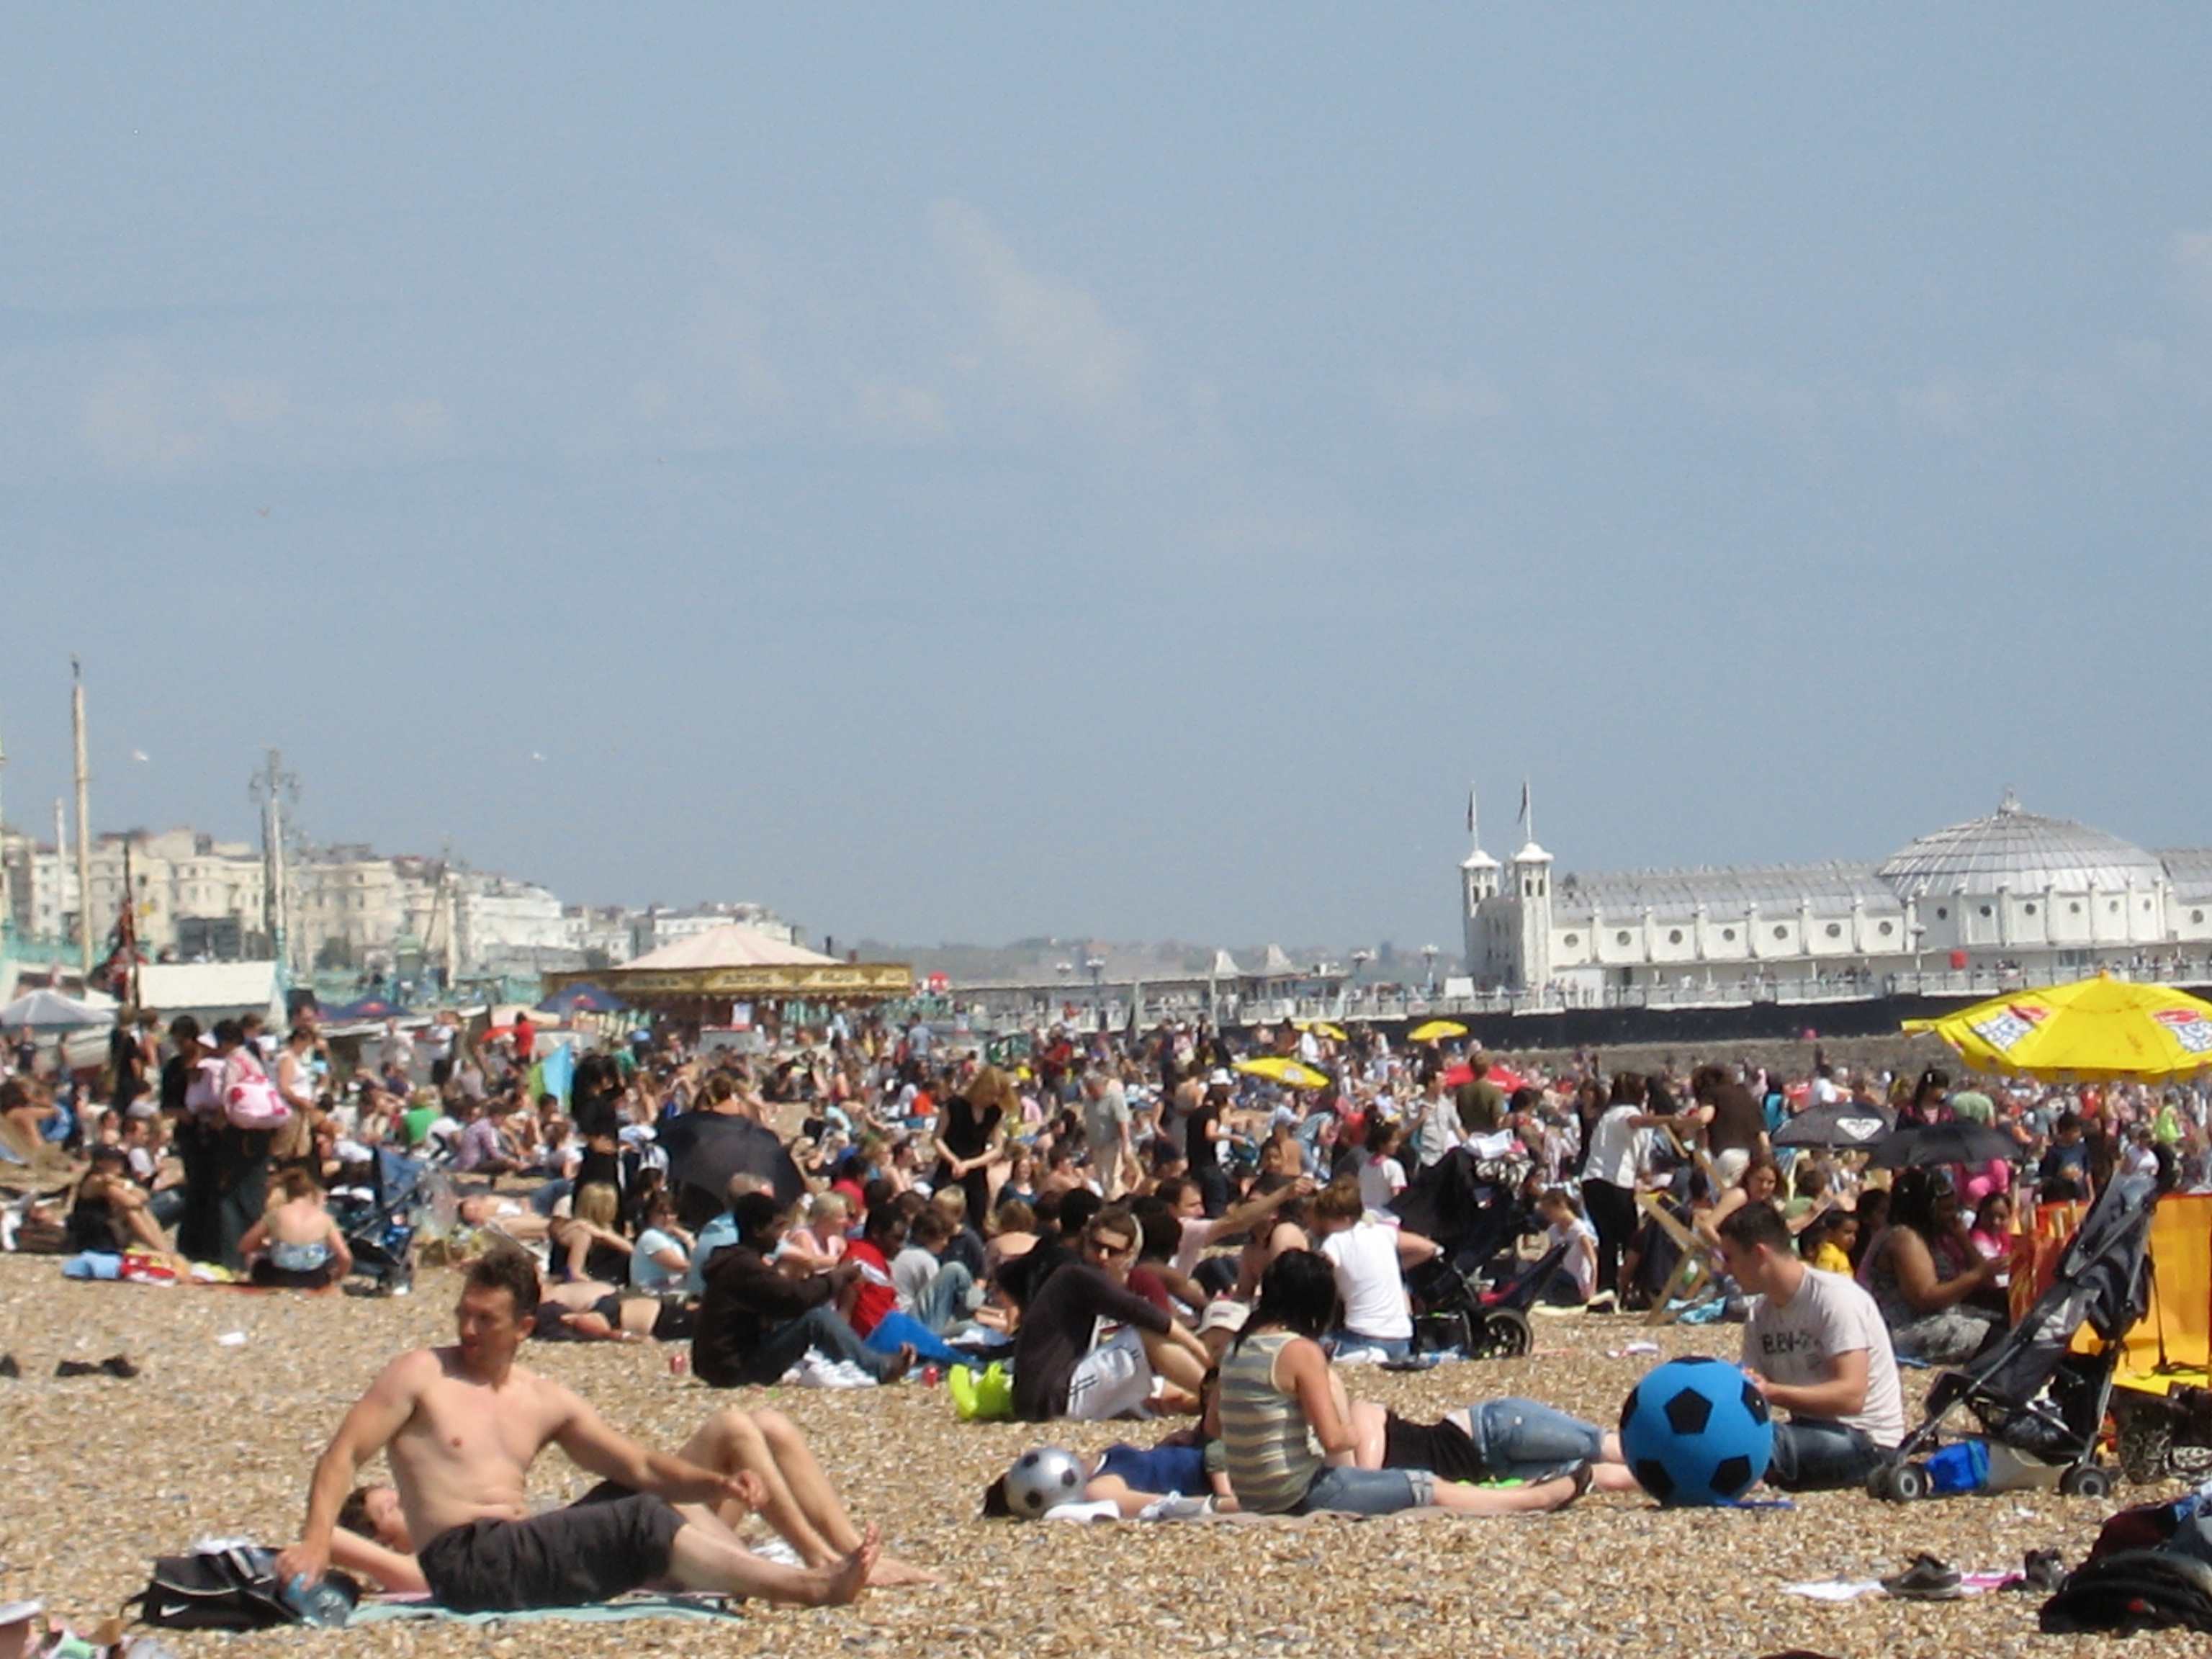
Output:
[{"xmin": 1879, "ymin": 792, "xmax": 2167, "ymax": 899}]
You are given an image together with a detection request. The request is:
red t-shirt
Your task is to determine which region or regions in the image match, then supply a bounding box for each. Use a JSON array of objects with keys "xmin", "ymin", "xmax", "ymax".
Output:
[
  {"xmin": 513, "ymin": 1018, "xmax": 536, "ymax": 1061},
  {"xmin": 843, "ymin": 1238, "xmax": 898, "ymax": 1337}
]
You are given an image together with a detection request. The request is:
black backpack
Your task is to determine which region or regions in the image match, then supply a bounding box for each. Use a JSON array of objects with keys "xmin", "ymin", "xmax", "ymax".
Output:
[
  {"xmin": 2040, "ymin": 1549, "xmax": 2212, "ymax": 1636},
  {"xmin": 130, "ymin": 1545, "xmax": 356, "ymax": 1631}
]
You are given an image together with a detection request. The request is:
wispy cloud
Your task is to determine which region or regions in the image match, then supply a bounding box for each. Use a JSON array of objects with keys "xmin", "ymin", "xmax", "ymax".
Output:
[
  {"xmin": 856, "ymin": 377, "xmax": 947, "ymax": 439},
  {"xmin": 931, "ymin": 200, "xmax": 1141, "ymax": 415},
  {"xmin": 78, "ymin": 361, "xmax": 202, "ymax": 472},
  {"xmin": 2177, "ymin": 229, "xmax": 2212, "ymax": 308},
  {"xmin": 1372, "ymin": 369, "xmax": 1507, "ymax": 425}
]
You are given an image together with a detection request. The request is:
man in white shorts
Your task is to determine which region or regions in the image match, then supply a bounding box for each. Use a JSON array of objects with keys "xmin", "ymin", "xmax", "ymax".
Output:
[{"xmin": 1010, "ymin": 1208, "xmax": 1210, "ymax": 1421}]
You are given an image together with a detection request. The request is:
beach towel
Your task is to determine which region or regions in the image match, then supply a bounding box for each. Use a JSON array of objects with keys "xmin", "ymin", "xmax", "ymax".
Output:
[{"xmin": 349, "ymin": 1591, "xmax": 740, "ymax": 1628}]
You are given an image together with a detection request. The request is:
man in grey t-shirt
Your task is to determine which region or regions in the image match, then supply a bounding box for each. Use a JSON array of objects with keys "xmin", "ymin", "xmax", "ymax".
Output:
[
  {"xmin": 1717, "ymin": 1202, "xmax": 1904, "ymax": 1491},
  {"xmin": 1082, "ymin": 1070, "xmax": 1133, "ymax": 1197}
]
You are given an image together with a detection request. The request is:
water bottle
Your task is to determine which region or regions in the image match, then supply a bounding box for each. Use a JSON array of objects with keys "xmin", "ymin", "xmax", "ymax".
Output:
[{"xmin": 280, "ymin": 1574, "xmax": 355, "ymax": 1628}]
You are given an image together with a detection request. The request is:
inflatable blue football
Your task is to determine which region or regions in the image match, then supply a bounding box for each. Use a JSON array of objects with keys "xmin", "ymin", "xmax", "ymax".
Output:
[{"xmin": 1618, "ymin": 1355, "xmax": 1773, "ymax": 1506}]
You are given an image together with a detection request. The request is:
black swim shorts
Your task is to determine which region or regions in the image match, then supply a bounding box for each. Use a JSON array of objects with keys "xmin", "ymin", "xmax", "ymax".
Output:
[{"xmin": 416, "ymin": 1490, "xmax": 685, "ymax": 1611}]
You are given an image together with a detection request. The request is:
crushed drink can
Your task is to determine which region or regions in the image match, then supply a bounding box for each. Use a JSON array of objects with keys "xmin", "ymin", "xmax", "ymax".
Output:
[
  {"xmin": 668, "ymin": 1351, "xmax": 688, "ymax": 1378},
  {"xmin": 922, "ymin": 1364, "xmax": 941, "ymax": 1388}
]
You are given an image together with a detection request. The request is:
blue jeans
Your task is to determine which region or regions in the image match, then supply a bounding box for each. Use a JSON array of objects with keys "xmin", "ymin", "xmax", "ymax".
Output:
[
  {"xmin": 1766, "ymin": 1419, "xmax": 1883, "ymax": 1492},
  {"xmin": 1466, "ymin": 1398, "xmax": 1606, "ymax": 1481},
  {"xmin": 1329, "ymin": 1331, "xmax": 1413, "ymax": 1362},
  {"xmin": 1297, "ymin": 1465, "xmax": 1434, "ymax": 1516},
  {"xmin": 909, "ymin": 1261, "xmax": 978, "ymax": 1336}
]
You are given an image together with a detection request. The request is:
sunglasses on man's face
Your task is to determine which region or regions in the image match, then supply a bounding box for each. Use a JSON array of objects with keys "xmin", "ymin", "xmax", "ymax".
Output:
[{"xmin": 1087, "ymin": 1234, "xmax": 1136, "ymax": 1260}]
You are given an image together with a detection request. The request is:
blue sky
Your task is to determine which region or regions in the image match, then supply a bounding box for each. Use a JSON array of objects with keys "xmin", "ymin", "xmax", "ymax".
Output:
[{"xmin": 2, "ymin": 7, "xmax": 2208, "ymax": 949}]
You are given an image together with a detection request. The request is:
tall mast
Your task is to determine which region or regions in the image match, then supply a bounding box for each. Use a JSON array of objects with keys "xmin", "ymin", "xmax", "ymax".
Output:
[
  {"xmin": 71, "ymin": 659, "xmax": 92, "ymax": 977},
  {"xmin": 251, "ymin": 748, "xmax": 299, "ymax": 993}
]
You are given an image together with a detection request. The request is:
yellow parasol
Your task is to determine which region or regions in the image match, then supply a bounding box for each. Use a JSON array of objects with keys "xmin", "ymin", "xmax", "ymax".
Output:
[
  {"xmin": 1902, "ymin": 972, "xmax": 2212, "ymax": 1084},
  {"xmin": 1292, "ymin": 1020, "xmax": 1349, "ymax": 1041},
  {"xmin": 1407, "ymin": 1020, "xmax": 1468, "ymax": 1043},
  {"xmin": 1233, "ymin": 1056, "xmax": 1333, "ymax": 1089}
]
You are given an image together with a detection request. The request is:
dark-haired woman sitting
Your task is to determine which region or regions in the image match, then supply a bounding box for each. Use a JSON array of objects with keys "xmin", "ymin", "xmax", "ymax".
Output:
[{"xmin": 1208, "ymin": 1249, "xmax": 1586, "ymax": 1517}]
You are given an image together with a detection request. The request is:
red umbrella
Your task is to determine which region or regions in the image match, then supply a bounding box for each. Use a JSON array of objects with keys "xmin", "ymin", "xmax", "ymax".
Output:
[{"xmin": 1442, "ymin": 1061, "xmax": 1531, "ymax": 1093}]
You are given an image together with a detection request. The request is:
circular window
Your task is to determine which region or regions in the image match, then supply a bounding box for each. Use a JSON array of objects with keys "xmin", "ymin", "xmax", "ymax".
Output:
[
  {"xmin": 1722, "ymin": 927, "xmax": 1736, "ymax": 942},
  {"xmin": 1563, "ymin": 934, "xmax": 1578, "ymax": 948},
  {"xmin": 1773, "ymin": 925, "xmax": 1787, "ymax": 940},
  {"xmin": 1878, "ymin": 921, "xmax": 1894, "ymax": 936},
  {"xmin": 1825, "ymin": 922, "xmax": 1842, "ymax": 938},
  {"xmin": 1616, "ymin": 931, "xmax": 1631, "ymax": 946},
  {"xmin": 2195, "ymin": 911, "xmax": 2205, "ymax": 925},
  {"xmin": 1667, "ymin": 929, "xmax": 1683, "ymax": 945},
  {"xmin": 1936, "ymin": 907, "xmax": 1948, "ymax": 920},
  {"xmin": 2069, "ymin": 902, "xmax": 2082, "ymax": 914},
  {"xmin": 2110, "ymin": 902, "xmax": 2121, "ymax": 914},
  {"xmin": 1978, "ymin": 904, "xmax": 1992, "ymax": 918}
]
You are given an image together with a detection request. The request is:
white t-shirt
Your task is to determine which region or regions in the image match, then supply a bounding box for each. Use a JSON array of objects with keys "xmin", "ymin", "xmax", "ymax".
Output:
[
  {"xmin": 1357, "ymin": 1151, "xmax": 1407, "ymax": 1213},
  {"xmin": 1545, "ymin": 1216, "xmax": 1599, "ymax": 1299},
  {"xmin": 1741, "ymin": 1266, "xmax": 1905, "ymax": 1447},
  {"xmin": 1321, "ymin": 1220, "xmax": 1412, "ymax": 1342},
  {"xmin": 1583, "ymin": 1105, "xmax": 1646, "ymax": 1189}
]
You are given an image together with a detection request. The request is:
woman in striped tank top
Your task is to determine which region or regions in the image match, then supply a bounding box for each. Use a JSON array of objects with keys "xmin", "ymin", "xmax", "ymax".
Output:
[{"xmin": 1208, "ymin": 1251, "xmax": 1588, "ymax": 1517}]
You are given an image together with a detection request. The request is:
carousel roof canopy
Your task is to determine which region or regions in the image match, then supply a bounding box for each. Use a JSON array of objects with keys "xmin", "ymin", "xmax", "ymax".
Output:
[{"xmin": 621, "ymin": 925, "xmax": 841, "ymax": 971}]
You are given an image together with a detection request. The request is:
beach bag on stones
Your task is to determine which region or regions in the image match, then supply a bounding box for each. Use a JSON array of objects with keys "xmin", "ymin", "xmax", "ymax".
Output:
[
  {"xmin": 2039, "ymin": 1549, "xmax": 2212, "ymax": 1636},
  {"xmin": 130, "ymin": 1544, "xmax": 348, "ymax": 1630}
]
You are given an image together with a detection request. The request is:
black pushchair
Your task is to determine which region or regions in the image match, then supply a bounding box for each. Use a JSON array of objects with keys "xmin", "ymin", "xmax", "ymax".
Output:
[
  {"xmin": 1869, "ymin": 1173, "xmax": 2157, "ymax": 1503},
  {"xmin": 1390, "ymin": 1147, "xmax": 1550, "ymax": 1359},
  {"xmin": 330, "ymin": 1148, "xmax": 428, "ymax": 1294}
]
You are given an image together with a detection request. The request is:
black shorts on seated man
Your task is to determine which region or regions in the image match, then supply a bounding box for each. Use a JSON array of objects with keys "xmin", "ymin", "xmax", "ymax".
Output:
[{"xmin": 1716, "ymin": 1200, "xmax": 1905, "ymax": 1491}]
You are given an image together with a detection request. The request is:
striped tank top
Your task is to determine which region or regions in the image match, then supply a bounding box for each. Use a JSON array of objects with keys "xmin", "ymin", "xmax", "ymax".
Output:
[{"xmin": 1218, "ymin": 1331, "xmax": 1323, "ymax": 1514}]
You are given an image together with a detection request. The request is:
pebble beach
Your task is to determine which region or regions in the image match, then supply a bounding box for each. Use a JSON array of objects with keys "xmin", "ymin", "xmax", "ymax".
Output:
[{"xmin": 2, "ymin": 1257, "xmax": 2196, "ymax": 1659}]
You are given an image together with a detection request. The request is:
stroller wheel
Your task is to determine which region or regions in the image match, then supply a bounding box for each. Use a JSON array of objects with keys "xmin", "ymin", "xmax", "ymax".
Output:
[
  {"xmin": 1865, "ymin": 1464, "xmax": 1896, "ymax": 1501},
  {"xmin": 1887, "ymin": 1462, "xmax": 1932, "ymax": 1503},
  {"xmin": 2059, "ymin": 1465, "xmax": 2113, "ymax": 1501},
  {"xmin": 1474, "ymin": 1308, "xmax": 1532, "ymax": 1360}
]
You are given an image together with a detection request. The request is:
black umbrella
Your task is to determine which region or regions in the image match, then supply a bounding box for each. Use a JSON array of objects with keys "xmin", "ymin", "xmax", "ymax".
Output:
[
  {"xmin": 1868, "ymin": 1121, "xmax": 2022, "ymax": 1169},
  {"xmin": 1772, "ymin": 1101, "xmax": 1895, "ymax": 1151},
  {"xmin": 658, "ymin": 1111, "xmax": 806, "ymax": 1226}
]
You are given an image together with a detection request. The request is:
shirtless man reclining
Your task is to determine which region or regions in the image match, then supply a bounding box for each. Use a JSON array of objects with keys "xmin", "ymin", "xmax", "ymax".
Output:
[
  {"xmin": 276, "ymin": 1251, "xmax": 881, "ymax": 1611},
  {"xmin": 330, "ymin": 1404, "xmax": 936, "ymax": 1591}
]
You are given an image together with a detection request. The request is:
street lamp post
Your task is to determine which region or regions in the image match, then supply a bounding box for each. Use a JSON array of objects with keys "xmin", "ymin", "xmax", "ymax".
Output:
[
  {"xmin": 1421, "ymin": 944, "xmax": 1439, "ymax": 995},
  {"xmin": 1349, "ymin": 948, "xmax": 1373, "ymax": 1017},
  {"xmin": 1084, "ymin": 956, "xmax": 1106, "ymax": 1033}
]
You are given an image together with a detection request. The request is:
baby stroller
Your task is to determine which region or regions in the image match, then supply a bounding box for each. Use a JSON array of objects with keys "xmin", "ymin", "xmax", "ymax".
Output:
[
  {"xmin": 1869, "ymin": 1173, "xmax": 2157, "ymax": 1503},
  {"xmin": 1403, "ymin": 1238, "xmax": 1570, "ymax": 1360},
  {"xmin": 329, "ymin": 1148, "xmax": 428, "ymax": 1295},
  {"xmin": 1390, "ymin": 1147, "xmax": 1549, "ymax": 1359}
]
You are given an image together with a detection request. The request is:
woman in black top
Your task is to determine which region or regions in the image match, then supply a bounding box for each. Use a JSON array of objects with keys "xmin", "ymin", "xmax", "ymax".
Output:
[{"xmin": 934, "ymin": 1066, "xmax": 1012, "ymax": 1226}]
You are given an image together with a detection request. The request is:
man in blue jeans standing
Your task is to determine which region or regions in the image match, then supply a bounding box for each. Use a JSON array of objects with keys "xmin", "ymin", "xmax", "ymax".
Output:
[
  {"xmin": 1718, "ymin": 1201, "xmax": 1905, "ymax": 1490},
  {"xmin": 692, "ymin": 1193, "xmax": 915, "ymax": 1388}
]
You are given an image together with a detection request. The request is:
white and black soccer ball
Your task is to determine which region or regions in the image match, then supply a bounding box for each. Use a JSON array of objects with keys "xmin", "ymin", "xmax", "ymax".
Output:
[{"xmin": 1003, "ymin": 1447, "xmax": 1086, "ymax": 1518}]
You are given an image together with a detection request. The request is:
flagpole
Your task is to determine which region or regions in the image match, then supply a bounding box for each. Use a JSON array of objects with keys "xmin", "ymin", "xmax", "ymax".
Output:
[{"xmin": 71, "ymin": 659, "xmax": 93, "ymax": 980}]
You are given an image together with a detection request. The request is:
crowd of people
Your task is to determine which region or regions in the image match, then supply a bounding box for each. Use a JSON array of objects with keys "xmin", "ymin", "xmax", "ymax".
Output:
[{"xmin": 6, "ymin": 1000, "xmax": 2206, "ymax": 1611}]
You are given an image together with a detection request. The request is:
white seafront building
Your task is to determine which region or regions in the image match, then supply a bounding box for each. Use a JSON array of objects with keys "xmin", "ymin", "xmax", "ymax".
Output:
[{"xmin": 1462, "ymin": 791, "xmax": 2212, "ymax": 1003}]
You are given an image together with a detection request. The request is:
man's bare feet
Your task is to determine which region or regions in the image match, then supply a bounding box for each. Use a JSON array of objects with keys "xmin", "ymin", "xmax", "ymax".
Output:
[
  {"xmin": 866, "ymin": 1553, "xmax": 942, "ymax": 1588},
  {"xmin": 877, "ymin": 1344, "xmax": 918, "ymax": 1384},
  {"xmin": 813, "ymin": 1524, "xmax": 879, "ymax": 1605}
]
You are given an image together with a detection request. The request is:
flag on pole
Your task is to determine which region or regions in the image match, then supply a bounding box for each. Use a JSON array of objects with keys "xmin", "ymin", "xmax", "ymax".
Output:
[
  {"xmin": 1518, "ymin": 780, "xmax": 1530, "ymax": 830},
  {"xmin": 1466, "ymin": 786, "xmax": 1477, "ymax": 836}
]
